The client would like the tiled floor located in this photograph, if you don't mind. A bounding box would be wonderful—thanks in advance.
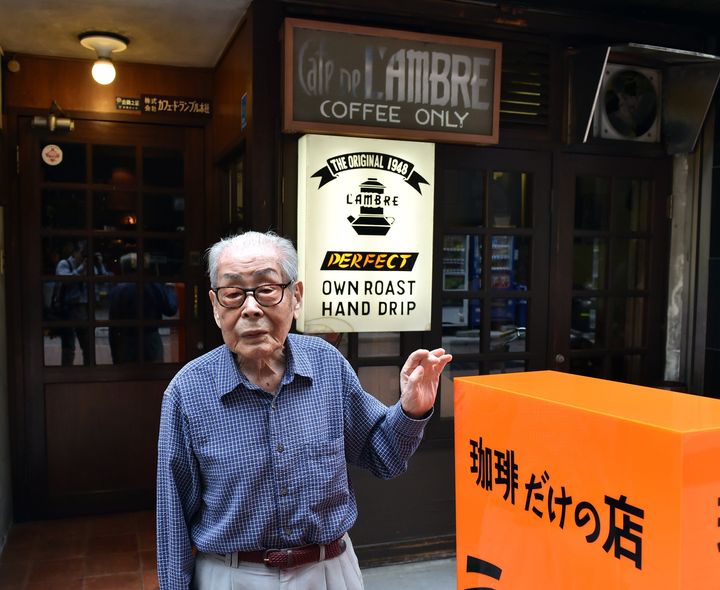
[0,511,455,589]
[0,511,158,590]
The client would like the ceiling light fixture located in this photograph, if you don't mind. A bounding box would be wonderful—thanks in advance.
[78,31,129,85]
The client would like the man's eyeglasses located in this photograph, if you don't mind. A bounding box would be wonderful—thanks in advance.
[213,282,292,309]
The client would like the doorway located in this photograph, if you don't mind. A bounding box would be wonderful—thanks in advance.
[14,118,207,519]
[434,146,671,414]
[549,153,671,383]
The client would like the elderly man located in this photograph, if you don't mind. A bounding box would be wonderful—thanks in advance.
[156,230,452,589]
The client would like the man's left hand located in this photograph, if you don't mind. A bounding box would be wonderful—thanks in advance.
[400,348,453,419]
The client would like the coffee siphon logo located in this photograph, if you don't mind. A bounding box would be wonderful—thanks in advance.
[311,151,429,237]
[347,178,395,236]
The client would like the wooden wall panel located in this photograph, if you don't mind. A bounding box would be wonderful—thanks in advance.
[212,13,253,159]
[45,381,164,507]
[4,54,212,115]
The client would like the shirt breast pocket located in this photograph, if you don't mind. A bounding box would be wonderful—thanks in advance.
[303,437,350,513]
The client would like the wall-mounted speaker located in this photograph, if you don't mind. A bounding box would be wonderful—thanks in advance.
[594,63,661,142]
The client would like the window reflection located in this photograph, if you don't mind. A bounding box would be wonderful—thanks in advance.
[442,169,485,226]
[45,238,112,366]
[491,236,530,289]
[106,254,180,363]
[489,171,532,228]
[145,239,184,276]
[490,299,527,352]
[611,239,647,290]
[144,193,185,232]
[442,298,481,355]
[42,189,85,229]
[609,297,644,348]
[94,191,138,231]
[143,148,183,187]
[443,235,481,291]
[575,176,609,230]
[571,297,604,349]
[613,179,649,232]
[573,238,606,290]
[93,146,135,185]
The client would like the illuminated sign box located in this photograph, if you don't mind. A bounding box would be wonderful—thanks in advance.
[455,371,720,589]
[283,18,502,144]
[297,133,434,333]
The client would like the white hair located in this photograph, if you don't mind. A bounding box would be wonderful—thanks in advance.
[205,231,298,288]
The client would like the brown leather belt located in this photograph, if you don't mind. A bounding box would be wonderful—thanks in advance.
[233,537,347,569]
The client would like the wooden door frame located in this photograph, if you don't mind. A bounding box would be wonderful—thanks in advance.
[549,152,672,384]
[429,144,552,440]
[10,114,208,519]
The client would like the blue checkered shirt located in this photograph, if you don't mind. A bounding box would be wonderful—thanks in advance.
[156,333,430,589]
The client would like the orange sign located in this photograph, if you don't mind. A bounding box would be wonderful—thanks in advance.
[454,371,720,590]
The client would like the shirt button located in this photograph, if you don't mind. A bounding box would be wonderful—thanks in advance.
[276,443,284,453]
[284,527,292,536]
[280,486,289,496]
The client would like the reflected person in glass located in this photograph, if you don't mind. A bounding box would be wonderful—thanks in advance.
[109,253,178,363]
[53,239,111,366]
[156,230,452,590]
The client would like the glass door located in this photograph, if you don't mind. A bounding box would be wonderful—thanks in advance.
[434,146,551,417]
[550,154,671,384]
[16,118,206,518]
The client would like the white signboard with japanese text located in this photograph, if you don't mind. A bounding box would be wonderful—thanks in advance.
[297,134,435,333]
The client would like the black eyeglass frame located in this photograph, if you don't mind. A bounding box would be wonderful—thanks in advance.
[212,282,293,309]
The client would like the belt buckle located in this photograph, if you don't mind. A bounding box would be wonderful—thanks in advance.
[263,548,281,567]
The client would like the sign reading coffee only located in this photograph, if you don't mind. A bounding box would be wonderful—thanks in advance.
[283,18,502,144]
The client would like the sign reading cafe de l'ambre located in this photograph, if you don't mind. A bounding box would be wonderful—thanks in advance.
[283,18,502,144]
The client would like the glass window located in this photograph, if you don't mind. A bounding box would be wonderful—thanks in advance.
[573,238,607,290]
[442,169,485,226]
[42,142,86,183]
[608,297,645,348]
[575,176,609,230]
[443,235,481,291]
[443,300,481,355]
[93,190,138,231]
[143,193,185,232]
[92,145,136,185]
[96,238,138,278]
[611,238,647,290]
[42,189,86,229]
[571,297,604,349]
[490,301,526,352]
[42,235,86,275]
[491,236,530,289]
[489,171,532,228]
[143,147,183,187]
[145,239,184,277]
[613,178,649,232]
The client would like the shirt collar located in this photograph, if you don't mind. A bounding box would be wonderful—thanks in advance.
[216,333,314,399]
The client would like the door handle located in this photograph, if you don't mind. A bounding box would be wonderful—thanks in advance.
[554,353,566,364]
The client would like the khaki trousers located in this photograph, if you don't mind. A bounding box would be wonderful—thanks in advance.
[191,534,365,590]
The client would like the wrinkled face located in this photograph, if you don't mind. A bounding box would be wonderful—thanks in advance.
[209,243,303,363]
